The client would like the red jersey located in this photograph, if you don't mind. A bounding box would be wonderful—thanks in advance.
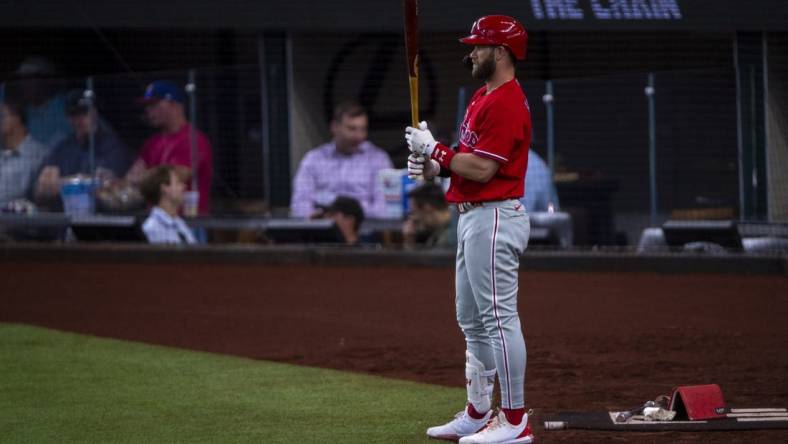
[139,123,214,215]
[446,79,531,203]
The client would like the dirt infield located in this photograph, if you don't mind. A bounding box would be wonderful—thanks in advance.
[2,261,787,443]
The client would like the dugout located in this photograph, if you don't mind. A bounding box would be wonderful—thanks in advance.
[0,1,786,247]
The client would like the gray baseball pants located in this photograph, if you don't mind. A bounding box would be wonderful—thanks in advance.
[455,199,530,409]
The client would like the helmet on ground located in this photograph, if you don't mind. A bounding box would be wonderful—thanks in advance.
[459,15,528,60]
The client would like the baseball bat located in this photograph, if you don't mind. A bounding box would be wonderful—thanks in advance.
[403,0,419,127]
[403,0,423,180]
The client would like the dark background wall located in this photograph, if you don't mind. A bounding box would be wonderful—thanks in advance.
[0,27,742,222]
[1,0,783,239]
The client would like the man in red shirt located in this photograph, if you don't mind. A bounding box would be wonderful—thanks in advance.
[127,80,213,215]
[406,15,534,444]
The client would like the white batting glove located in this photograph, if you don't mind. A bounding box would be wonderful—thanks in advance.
[405,121,438,157]
[407,153,425,179]
[407,153,440,180]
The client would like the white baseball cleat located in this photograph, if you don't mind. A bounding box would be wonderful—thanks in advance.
[426,408,493,441]
[458,410,534,444]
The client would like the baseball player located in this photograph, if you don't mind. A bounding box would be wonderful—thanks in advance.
[405,15,533,444]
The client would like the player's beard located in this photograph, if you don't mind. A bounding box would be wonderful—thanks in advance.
[471,53,496,81]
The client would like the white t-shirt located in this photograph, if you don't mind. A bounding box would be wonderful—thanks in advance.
[142,206,197,245]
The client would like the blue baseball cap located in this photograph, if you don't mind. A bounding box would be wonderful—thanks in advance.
[138,80,185,104]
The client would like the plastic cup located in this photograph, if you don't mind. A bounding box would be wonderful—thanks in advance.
[60,178,95,215]
[183,191,199,217]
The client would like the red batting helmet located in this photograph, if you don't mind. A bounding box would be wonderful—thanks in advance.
[459,15,528,60]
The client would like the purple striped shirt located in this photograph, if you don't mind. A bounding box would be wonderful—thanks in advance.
[290,141,393,218]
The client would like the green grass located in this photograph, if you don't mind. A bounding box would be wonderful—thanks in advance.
[0,323,464,443]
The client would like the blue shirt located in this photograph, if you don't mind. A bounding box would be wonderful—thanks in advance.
[522,150,560,213]
[142,207,197,245]
[25,94,73,150]
[41,127,133,178]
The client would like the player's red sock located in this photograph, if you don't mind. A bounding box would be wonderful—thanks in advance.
[502,407,526,425]
[466,403,488,419]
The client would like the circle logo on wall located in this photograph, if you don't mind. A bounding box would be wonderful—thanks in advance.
[323,34,437,126]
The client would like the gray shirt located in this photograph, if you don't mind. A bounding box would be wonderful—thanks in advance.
[0,135,48,204]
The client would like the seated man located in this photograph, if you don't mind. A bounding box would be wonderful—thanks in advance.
[139,164,196,245]
[34,90,133,209]
[402,183,457,249]
[522,149,559,213]
[315,195,365,246]
[127,80,213,215]
[290,100,392,218]
[0,101,47,205]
